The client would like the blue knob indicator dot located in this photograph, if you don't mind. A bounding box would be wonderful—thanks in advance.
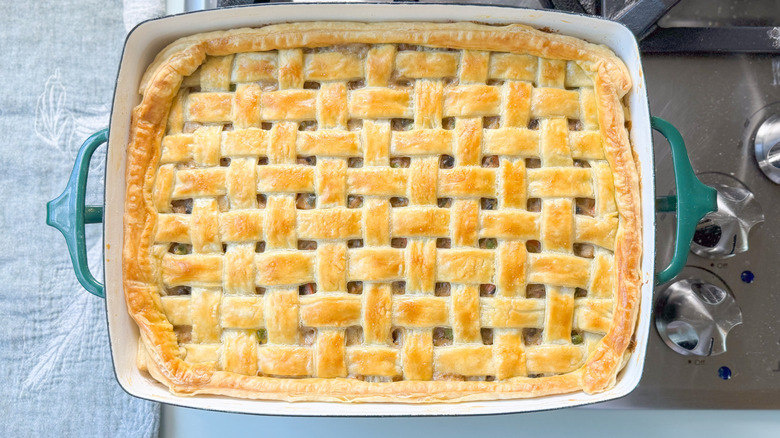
[741,270,755,284]
[718,366,732,380]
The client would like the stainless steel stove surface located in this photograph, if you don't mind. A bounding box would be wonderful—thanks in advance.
[600,52,780,408]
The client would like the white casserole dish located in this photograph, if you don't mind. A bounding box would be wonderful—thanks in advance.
[105,3,656,415]
[55,3,672,415]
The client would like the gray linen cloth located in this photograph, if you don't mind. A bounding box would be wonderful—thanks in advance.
[0,0,164,436]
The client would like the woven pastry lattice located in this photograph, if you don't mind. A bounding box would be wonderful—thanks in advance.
[151,44,618,381]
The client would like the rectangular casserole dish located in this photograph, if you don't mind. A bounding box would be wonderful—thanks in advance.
[81,3,661,415]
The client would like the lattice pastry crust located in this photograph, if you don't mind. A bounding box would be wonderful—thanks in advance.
[124,21,641,402]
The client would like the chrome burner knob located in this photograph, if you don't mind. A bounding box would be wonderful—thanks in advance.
[754,113,780,184]
[655,276,742,356]
[690,180,764,259]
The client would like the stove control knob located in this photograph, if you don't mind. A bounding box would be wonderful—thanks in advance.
[754,113,780,184]
[655,278,742,356]
[691,183,763,258]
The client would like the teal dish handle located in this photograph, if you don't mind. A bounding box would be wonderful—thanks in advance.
[46,129,107,298]
[652,117,717,285]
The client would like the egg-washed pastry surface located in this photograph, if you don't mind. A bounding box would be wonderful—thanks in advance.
[124,21,641,402]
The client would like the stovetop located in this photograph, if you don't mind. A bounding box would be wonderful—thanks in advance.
[599,52,780,409]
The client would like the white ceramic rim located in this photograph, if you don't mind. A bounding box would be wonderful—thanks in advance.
[103,2,655,416]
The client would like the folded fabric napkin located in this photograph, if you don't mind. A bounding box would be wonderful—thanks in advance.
[0,1,164,436]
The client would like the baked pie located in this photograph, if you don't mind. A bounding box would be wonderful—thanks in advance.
[124,22,641,402]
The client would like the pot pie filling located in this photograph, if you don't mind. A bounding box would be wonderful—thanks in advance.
[124,22,641,402]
